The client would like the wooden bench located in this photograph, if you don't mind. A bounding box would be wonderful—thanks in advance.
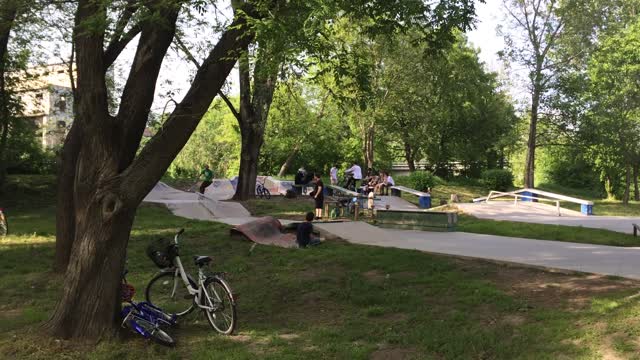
[390,185,431,209]
[375,209,456,231]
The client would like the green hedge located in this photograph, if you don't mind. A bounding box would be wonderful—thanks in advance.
[481,169,514,191]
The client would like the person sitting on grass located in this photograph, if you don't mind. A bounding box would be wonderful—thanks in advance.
[296,212,321,248]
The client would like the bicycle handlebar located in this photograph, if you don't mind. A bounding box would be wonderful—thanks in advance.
[174,228,185,244]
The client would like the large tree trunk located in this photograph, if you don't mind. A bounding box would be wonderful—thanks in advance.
[0,2,18,187]
[524,82,540,189]
[364,126,374,169]
[232,42,279,201]
[277,142,300,178]
[54,125,81,272]
[236,123,263,199]
[633,162,639,201]
[623,165,631,205]
[403,140,415,172]
[47,0,253,340]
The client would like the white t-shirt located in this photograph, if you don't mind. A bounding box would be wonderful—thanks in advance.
[346,165,362,179]
[330,167,338,180]
[386,175,395,186]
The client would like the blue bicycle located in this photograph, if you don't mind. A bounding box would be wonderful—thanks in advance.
[121,270,177,347]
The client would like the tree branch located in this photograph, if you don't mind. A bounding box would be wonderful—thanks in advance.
[103,0,141,69]
[174,34,240,121]
[115,2,182,170]
[122,14,254,202]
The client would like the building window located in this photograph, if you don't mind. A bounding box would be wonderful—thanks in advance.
[57,96,67,112]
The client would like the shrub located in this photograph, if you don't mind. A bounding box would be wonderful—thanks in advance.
[481,169,514,191]
[399,171,439,192]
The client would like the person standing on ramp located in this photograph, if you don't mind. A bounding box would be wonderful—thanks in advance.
[198,164,214,194]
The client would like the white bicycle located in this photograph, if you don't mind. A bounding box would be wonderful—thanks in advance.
[144,229,237,335]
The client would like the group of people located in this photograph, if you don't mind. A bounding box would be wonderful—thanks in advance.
[362,169,395,195]
[328,163,394,195]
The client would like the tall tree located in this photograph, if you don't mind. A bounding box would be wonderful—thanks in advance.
[0,1,19,187]
[229,0,479,199]
[47,0,257,340]
[501,0,564,188]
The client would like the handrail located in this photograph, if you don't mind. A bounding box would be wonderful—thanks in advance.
[486,190,562,216]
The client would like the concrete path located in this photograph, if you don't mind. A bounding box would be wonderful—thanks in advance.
[315,221,640,280]
[144,181,640,280]
[456,202,640,234]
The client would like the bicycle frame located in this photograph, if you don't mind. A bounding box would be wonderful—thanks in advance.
[166,232,226,312]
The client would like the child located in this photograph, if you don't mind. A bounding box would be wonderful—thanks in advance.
[296,212,321,248]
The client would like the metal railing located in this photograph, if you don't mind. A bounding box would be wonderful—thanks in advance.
[485,190,562,217]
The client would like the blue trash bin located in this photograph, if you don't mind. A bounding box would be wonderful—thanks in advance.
[418,195,431,209]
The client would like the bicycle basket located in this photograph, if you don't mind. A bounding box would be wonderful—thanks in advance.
[146,238,177,269]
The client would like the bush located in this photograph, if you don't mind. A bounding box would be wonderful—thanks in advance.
[398,171,439,192]
[481,169,514,191]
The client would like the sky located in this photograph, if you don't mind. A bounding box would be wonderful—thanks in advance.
[42,0,513,114]
[467,0,506,72]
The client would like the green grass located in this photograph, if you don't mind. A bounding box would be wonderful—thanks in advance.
[240,197,315,221]
[3,175,640,358]
[457,215,640,247]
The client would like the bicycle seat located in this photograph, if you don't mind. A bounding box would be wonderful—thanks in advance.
[193,256,212,267]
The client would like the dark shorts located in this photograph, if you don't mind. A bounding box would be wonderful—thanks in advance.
[199,181,213,194]
[314,197,324,209]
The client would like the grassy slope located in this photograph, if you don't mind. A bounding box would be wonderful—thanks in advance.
[3,175,640,359]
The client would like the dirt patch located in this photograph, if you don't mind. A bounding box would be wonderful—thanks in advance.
[370,347,419,360]
[363,270,387,283]
[453,258,640,310]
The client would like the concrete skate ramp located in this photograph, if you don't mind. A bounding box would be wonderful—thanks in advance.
[456,202,640,234]
[205,179,237,200]
[144,182,250,221]
[231,216,297,248]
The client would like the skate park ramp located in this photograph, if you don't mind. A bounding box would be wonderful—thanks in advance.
[204,179,237,200]
[456,201,640,234]
[373,196,419,210]
[144,182,250,221]
[230,216,297,248]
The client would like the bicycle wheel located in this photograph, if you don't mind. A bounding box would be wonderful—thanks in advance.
[262,187,271,200]
[127,317,176,347]
[145,271,197,317]
[256,186,264,199]
[202,276,237,335]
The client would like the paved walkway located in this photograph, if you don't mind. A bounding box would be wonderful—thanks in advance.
[315,222,640,280]
[144,182,640,280]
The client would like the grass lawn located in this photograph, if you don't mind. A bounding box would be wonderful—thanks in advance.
[3,175,640,359]
[457,215,640,247]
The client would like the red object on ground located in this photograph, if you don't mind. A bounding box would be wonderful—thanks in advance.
[231,217,297,248]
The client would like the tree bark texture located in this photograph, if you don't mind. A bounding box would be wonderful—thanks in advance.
[403,140,415,172]
[633,163,639,201]
[364,126,375,170]
[232,43,279,201]
[48,0,253,340]
[623,165,631,205]
[0,2,18,187]
[277,142,300,178]
[524,72,541,189]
